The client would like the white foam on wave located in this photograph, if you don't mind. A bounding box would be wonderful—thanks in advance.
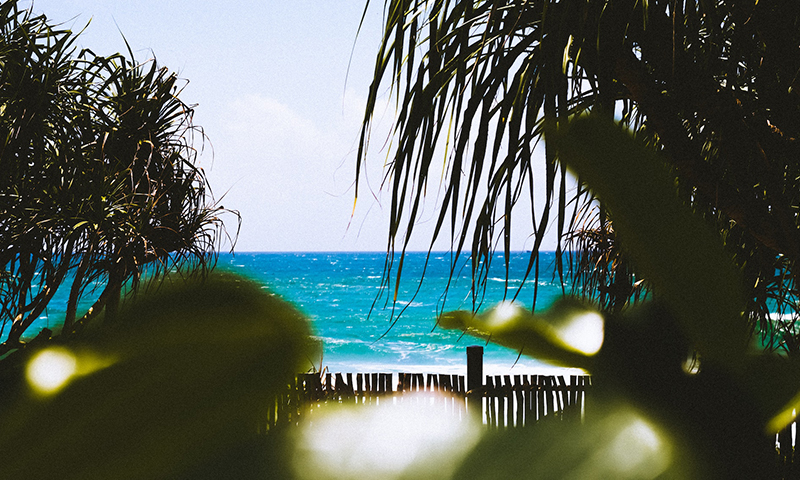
[768,312,798,322]
[394,300,427,307]
[488,277,523,284]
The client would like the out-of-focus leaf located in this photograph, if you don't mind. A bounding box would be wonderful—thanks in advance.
[454,399,697,479]
[439,298,602,370]
[0,272,314,480]
[735,354,800,433]
[553,114,748,365]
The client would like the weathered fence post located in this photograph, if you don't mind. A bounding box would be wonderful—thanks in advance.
[467,345,483,417]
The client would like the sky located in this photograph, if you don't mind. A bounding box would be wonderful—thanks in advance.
[25,1,558,252]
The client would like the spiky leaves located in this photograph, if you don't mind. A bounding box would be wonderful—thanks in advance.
[359,0,800,351]
[0,1,237,350]
[356,0,636,310]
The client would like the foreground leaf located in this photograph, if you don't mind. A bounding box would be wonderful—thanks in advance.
[0,272,314,480]
[554,114,748,365]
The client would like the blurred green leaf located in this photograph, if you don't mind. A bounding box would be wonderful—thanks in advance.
[437,114,795,477]
[553,114,748,365]
[454,400,697,479]
[0,272,314,480]
[439,298,602,370]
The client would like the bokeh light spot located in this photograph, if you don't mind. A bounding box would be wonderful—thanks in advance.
[557,311,604,355]
[611,417,668,475]
[293,393,481,479]
[27,348,77,395]
[488,301,521,327]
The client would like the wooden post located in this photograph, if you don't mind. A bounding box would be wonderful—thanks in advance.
[467,345,483,418]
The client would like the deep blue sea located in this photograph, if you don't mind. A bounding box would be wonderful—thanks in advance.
[15,251,583,375]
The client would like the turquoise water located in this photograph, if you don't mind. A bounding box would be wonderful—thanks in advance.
[13,251,582,375]
[219,251,577,375]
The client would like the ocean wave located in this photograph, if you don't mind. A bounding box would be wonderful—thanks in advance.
[768,312,798,322]
[394,300,427,307]
[488,277,522,283]
[19,252,570,363]
[316,336,367,346]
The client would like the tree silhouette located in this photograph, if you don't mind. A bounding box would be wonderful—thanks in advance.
[0,2,237,352]
[358,0,800,350]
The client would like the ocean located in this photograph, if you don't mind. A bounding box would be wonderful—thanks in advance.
[219,251,580,376]
[13,251,583,376]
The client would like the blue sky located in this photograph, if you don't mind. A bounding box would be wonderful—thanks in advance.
[26,1,557,252]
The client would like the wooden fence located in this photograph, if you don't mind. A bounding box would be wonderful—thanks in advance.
[260,367,800,478]
[481,374,591,428]
[260,371,591,432]
[776,422,797,479]
[257,337,800,478]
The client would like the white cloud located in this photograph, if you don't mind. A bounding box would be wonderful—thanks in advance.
[221,95,322,164]
[200,93,390,251]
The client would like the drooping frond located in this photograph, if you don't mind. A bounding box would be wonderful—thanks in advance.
[358,0,800,352]
[357,0,627,309]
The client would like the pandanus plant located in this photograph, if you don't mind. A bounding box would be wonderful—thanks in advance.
[0,1,237,352]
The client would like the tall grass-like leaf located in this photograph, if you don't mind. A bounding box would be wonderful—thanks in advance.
[554,114,748,363]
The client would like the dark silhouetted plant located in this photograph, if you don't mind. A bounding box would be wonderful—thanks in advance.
[0,1,238,353]
[441,114,800,478]
[357,0,800,353]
